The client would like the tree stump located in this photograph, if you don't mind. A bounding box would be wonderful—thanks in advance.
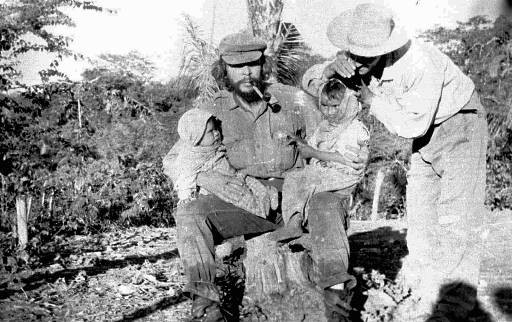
[243,232,327,321]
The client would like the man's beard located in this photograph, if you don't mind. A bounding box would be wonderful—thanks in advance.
[233,78,265,103]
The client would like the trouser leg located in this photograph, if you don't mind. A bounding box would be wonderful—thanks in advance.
[404,104,488,318]
[307,192,355,289]
[403,152,441,295]
[175,194,279,302]
[175,202,220,302]
[307,192,355,321]
[428,110,488,318]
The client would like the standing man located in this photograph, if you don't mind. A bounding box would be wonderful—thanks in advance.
[163,31,368,321]
[302,3,488,321]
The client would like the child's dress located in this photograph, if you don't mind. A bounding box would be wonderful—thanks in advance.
[282,94,369,225]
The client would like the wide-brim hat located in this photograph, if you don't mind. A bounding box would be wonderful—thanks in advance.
[327,3,409,57]
[219,31,267,65]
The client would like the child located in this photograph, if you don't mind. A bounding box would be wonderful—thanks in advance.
[171,108,278,218]
[275,79,369,241]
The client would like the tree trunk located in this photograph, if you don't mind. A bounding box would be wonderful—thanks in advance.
[16,195,32,248]
[246,0,283,83]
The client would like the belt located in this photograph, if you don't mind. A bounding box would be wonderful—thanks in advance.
[457,91,484,117]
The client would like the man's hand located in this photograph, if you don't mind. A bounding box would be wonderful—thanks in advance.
[322,51,356,80]
[283,134,318,160]
[355,79,374,107]
[285,133,307,147]
[197,171,246,201]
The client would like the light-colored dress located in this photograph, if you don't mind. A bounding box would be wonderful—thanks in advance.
[282,95,369,224]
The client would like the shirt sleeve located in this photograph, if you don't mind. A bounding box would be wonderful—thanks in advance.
[369,65,444,139]
[301,61,331,97]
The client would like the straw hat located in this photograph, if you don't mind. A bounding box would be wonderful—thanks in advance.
[327,3,409,57]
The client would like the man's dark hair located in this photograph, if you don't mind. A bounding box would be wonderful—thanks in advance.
[211,56,272,91]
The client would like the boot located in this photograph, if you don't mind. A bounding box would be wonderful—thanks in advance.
[191,296,225,322]
[323,286,354,321]
[269,213,303,243]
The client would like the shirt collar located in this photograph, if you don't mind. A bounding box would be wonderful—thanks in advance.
[382,40,416,80]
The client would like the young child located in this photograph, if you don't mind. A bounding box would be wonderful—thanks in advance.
[171,108,278,218]
[275,79,370,241]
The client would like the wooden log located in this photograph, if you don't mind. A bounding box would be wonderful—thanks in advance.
[243,233,327,321]
[15,195,32,248]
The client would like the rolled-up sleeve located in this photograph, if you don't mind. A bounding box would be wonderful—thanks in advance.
[301,61,330,97]
[370,65,444,139]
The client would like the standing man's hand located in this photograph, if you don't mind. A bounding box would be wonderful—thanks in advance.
[322,51,356,80]
[355,79,375,107]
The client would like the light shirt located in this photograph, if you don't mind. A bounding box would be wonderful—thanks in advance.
[302,40,475,139]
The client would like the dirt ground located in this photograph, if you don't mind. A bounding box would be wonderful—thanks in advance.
[1,211,511,321]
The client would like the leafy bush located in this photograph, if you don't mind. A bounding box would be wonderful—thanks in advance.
[0,69,188,272]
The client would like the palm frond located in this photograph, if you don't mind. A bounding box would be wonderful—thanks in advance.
[274,22,306,85]
[179,14,219,107]
[246,0,306,85]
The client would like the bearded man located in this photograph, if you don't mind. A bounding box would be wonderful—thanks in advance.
[163,31,368,322]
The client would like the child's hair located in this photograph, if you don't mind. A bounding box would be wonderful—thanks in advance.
[320,78,346,106]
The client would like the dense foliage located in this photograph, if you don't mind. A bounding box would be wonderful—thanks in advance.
[0,0,113,89]
[0,69,194,273]
[0,1,195,274]
[1,6,511,277]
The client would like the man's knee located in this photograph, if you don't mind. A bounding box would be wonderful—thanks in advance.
[309,192,349,229]
[309,192,347,210]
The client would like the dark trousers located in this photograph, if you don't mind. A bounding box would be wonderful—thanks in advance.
[175,191,353,301]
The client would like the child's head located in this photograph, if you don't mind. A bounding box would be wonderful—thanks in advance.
[318,78,348,124]
[178,109,221,147]
[198,117,221,146]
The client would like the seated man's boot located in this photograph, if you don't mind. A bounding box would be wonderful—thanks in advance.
[269,213,303,243]
[191,296,225,322]
[323,282,355,322]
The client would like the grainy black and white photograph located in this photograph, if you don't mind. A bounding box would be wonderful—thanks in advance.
[0,0,511,321]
